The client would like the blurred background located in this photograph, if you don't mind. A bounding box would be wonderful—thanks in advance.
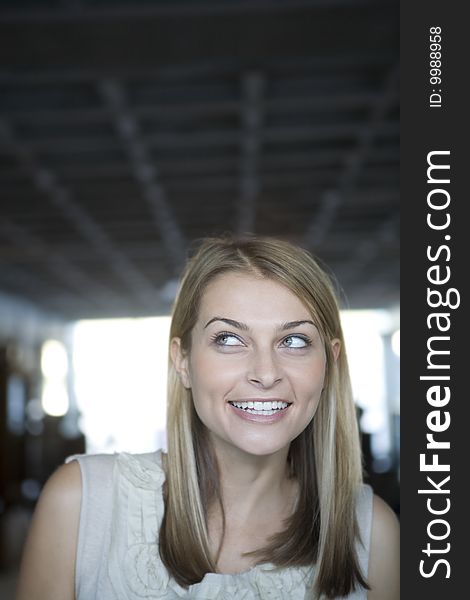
[0,0,399,595]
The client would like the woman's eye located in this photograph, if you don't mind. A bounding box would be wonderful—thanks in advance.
[214,333,243,346]
[281,335,310,348]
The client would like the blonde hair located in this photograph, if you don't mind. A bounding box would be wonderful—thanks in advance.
[159,235,368,598]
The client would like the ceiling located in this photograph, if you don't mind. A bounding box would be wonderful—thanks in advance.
[0,0,399,321]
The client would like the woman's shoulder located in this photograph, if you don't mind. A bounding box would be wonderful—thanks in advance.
[25,459,82,539]
[370,493,400,556]
[44,458,83,497]
[367,494,400,600]
[34,460,83,519]
[16,462,82,600]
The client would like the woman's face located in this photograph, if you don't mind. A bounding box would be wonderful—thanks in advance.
[171,272,339,459]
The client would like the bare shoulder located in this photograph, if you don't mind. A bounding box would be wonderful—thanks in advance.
[37,460,82,506]
[16,461,82,600]
[367,494,400,600]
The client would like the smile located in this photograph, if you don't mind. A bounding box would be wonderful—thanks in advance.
[228,400,290,416]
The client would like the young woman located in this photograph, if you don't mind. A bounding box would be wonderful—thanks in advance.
[17,236,399,599]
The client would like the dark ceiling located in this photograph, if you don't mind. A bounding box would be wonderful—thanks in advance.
[0,0,399,320]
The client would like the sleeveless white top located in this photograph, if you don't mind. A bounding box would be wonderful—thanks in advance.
[67,451,373,599]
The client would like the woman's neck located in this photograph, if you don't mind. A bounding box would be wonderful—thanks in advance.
[211,437,295,522]
[206,437,298,572]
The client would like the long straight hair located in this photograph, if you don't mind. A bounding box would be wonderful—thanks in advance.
[159,236,368,598]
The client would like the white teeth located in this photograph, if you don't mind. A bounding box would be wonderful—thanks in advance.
[230,401,289,412]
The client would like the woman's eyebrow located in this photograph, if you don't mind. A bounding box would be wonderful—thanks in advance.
[204,317,249,330]
[203,317,315,331]
[280,320,316,330]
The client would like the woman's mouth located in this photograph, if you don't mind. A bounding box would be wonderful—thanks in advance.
[228,400,290,416]
[229,400,290,422]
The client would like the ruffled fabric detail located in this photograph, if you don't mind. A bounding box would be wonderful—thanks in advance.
[107,451,183,598]
[105,451,365,599]
[253,564,313,599]
[124,544,170,596]
[116,452,165,490]
[176,564,313,600]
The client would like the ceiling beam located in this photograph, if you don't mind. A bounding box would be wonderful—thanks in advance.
[0,1,395,23]
[0,91,389,120]
[0,218,112,313]
[98,78,187,272]
[0,50,396,85]
[0,146,398,183]
[12,121,398,154]
[0,6,398,70]
[302,63,399,247]
[335,214,399,285]
[237,71,264,234]
[0,118,161,306]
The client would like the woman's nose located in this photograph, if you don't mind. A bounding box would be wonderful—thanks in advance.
[247,347,282,388]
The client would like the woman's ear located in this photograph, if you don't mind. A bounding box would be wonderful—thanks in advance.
[170,337,191,388]
[331,338,341,362]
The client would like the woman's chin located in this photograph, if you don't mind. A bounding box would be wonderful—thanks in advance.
[217,433,291,459]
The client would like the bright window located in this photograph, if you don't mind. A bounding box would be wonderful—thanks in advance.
[72,317,171,454]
